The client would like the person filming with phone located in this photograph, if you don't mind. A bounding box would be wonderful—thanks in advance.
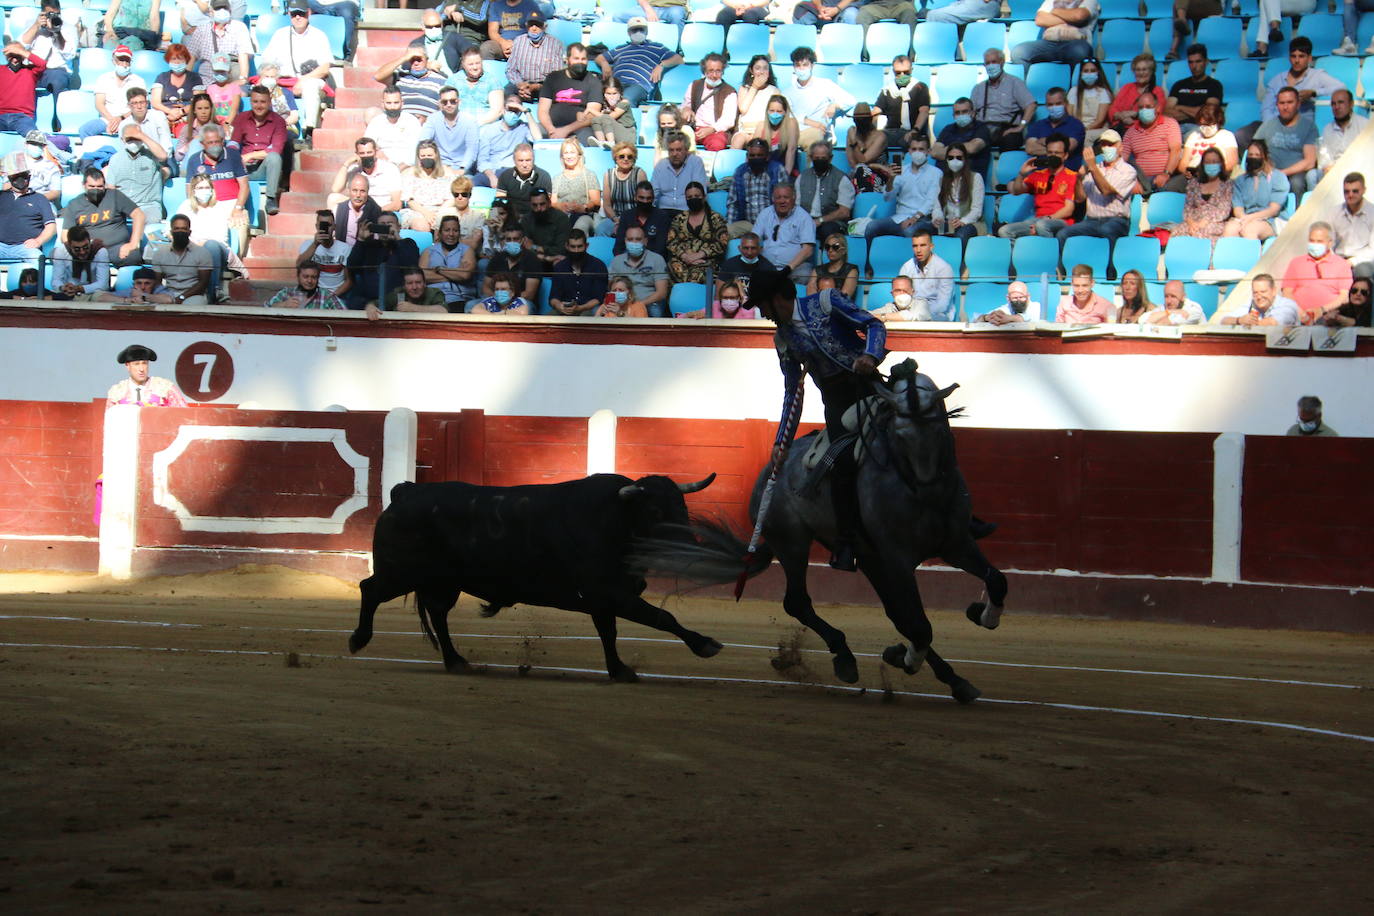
[996,133,1078,239]
[344,211,420,312]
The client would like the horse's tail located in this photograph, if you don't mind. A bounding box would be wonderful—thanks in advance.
[626,516,774,591]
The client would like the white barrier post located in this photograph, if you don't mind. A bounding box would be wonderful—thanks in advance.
[381,408,418,509]
[1211,433,1245,583]
[98,405,142,579]
[587,409,617,475]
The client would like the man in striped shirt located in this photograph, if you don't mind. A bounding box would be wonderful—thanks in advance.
[504,13,565,104]
[595,16,682,107]
[374,49,448,121]
[1119,93,1183,195]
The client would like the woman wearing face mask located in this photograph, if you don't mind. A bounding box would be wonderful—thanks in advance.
[683,280,760,319]
[1177,148,1233,241]
[178,173,248,275]
[730,55,782,150]
[1067,58,1113,145]
[469,273,531,316]
[1223,140,1288,242]
[591,77,637,148]
[666,181,727,284]
[102,0,160,51]
[598,141,647,239]
[480,201,510,259]
[400,140,457,233]
[845,102,892,192]
[932,142,985,249]
[597,275,648,318]
[1108,53,1165,131]
[760,96,799,176]
[653,104,695,164]
[551,137,602,237]
[1180,101,1237,175]
[153,45,206,134]
[175,93,217,164]
[253,61,301,138]
[807,234,859,299]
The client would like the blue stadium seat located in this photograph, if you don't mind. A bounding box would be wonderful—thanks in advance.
[1099,19,1145,63]
[725,23,770,61]
[659,66,695,107]
[865,22,912,62]
[245,0,275,18]
[712,148,745,181]
[1012,237,1059,279]
[933,235,963,272]
[1146,191,1185,227]
[590,22,630,51]
[706,189,727,215]
[964,283,1009,319]
[964,236,1011,281]
[838,64,885,102]
[1164,237,1213,280]
[112,265,141,294]
[836,237,867,272]
[1144,18,1172,57]
[55,90,98,134]
[253,14,290,51]
[1213,59,1260,100]
[1006,20,1041,49]
[678,23,724,62]
[469,186,497,210]
[867,236,912,278]
[932,64,981,104]
[1211,237,1260,273]
[817,23,863,64]
[1097,0,1142,17]
[647,23,680,51]
[162,179,187,217]
[669,282,709,315]
[1225,96,1261,128]
[993,151,1029,189]
[1315,56,1360,94]
[1062,236,1109,277]
[1025,63,1072,101]
[1185,282,1219,317]
[1163,59,1190,89]
[961,21,1005,63]
[1195,19,1242,59]
[773,23,817,61]
[911,22,958,65]
[546,19,582,48]
[852,191,895,222]
[1111,236,1162,280]
[1005,0,1042,18]
[860,281,892,312]
[1301,14,1345,53]
[996,193,1034,227]
[1140,0,1174,17]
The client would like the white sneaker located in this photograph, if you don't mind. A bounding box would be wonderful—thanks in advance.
[1334,37,1359,56]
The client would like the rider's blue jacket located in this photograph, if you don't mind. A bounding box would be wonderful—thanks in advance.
[773,289,888,446]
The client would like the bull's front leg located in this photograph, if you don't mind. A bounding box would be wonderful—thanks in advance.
[590,611,637,683]
[350,574,410,654]
[614,596,723,660]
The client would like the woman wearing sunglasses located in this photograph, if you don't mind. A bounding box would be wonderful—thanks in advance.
[597,141,648,238]
[807,233,859,300]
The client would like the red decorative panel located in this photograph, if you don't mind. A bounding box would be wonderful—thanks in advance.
[0,400,99,539]
[169,440,356,517]
[1241,436,1374,588]
[482,416,586,487]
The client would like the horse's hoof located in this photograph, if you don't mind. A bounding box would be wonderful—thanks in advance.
[967,602,1001,630]
[833,654,860,684]
[951,679,981,705]
[692,637,723,659]
[444,657,470,674]
[882,643,917,675]
[611,666,640,684]
[347,630,370,654]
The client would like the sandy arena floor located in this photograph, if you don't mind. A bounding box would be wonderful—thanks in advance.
[2,566,1372,913]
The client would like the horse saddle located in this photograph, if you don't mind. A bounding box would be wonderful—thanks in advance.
[799,396,885,494]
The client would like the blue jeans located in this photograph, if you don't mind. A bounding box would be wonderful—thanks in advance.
[79,118,115,139]
[863,215,934,243]
[1011,38,1094,66]
[926,0,1000,24]
[37,67,69,97]
[622,81,651,106]
[614,7,688,25]
[1345,0,1374,41]
[0,112,36,134]
[201,239,228,298]
[0,242,41,269]
[308,0,360,56]
[794,5,861,25]
[1056,216,1129,242]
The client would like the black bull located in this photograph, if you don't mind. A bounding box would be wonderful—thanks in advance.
[348,472,723,681]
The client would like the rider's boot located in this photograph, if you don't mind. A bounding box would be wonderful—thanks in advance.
[828,454,861,572]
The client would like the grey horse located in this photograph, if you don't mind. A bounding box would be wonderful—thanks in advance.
[631,360,1006,703]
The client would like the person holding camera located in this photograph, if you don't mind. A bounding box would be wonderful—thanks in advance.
[344,212,421,310]
[261,0,336,138]
[0,42,46,135]
[298,208,353,300]
[996,134,1078,240]
[19,1,75,96]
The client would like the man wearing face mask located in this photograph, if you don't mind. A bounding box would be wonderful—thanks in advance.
[520,188,570,267]
[483,223,542,302]
[376,48,447,121]
[185,124,250,229]
[877,57,932,150]
[681,53,736,152]
[784,47,854,151]
[477,94,536,188]
[181,0,252,84]
[61,168,146,268]
[105,124,168,222]
[1282,223,1353,323]
[795,141,855,244]
[973,280,1043,325]
[613,180,672,256]
[1057,130,1135,243]
[19,130,62,203]
[345,212,422,310]
[230,85,288,216]
[597,17,680,110]
[1025,87,1085,170]
[117,87,173,173]
[365,88,424,168]
[0,152,55,270]
[483,0,543,60]
[502,14,565,104]
[50,226,112,301]
[609,225,669,317]
[408,8,456,77]
[863,134,940,246]
[538,43,603,144]
[716,232,775,299]
[80,46,142,139]
[931,97,993,177]
[1285,396,1339,437]
[548,228,609,316]
[444,47,504,125]
[726,138,786,239]
[1120,93,1185,195]
[998,134,1076,239]
[971,49,1035,152]
[329,137,403,210]
[144,214,215,305]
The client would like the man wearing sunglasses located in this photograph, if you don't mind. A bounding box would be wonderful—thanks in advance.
[261,0,334,137]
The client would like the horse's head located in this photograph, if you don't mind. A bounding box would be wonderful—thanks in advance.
[871,359,961,484]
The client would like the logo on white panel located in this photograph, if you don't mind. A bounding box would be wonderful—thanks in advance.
[151,426,369,534]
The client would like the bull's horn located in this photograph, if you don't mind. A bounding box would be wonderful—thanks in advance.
[618,484,645,500]
[937,383,961,400]
[677,472,717,494]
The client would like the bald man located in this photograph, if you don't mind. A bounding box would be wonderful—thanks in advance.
[974,280,1043,324]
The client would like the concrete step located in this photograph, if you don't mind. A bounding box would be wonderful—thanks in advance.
[320,107,368,130]
[267,211,330,235]
[341,66,387,89]
[248,234,313,260]
[279,191,332,214]
[333,87,380,110]
[301,150,355,171]
[309,127,366,151]
[354,45,407,70]
[282,169,336,195]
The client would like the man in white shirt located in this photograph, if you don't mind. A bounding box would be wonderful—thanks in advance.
[1332,172,1374,279]
[1011,0,1098,66]
[327,137,403,210]
[19,2,78,95]
[754,183,817,283]
[1219,273,1301,326]
[897,229,955,321]
[297,208,353,299]
[262,0,336,134]
[1141,279,1204,326]
[1317,90,1370,176]
[365,87,424,167]
[118,87,173,166]
[973,280,1042,324]
[783,47,854,150]
[80,46,146,139]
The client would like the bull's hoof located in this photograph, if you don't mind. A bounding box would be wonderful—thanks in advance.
[692,637,724,659]
[610,666,640,684]
[951,679,981,705]
[882,643,917,675]
[832,653,860,684]
[967,601,1002,630]
[444,656,470,673]
[348,630,370,654]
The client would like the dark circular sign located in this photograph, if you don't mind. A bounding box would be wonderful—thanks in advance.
[175,342,235,402]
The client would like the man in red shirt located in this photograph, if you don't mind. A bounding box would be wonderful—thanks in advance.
[0,41,45,134]
[231,84,288,216]
[1283,222,1354,323]
[1120,92,1185,195]
[997,133,1077,239]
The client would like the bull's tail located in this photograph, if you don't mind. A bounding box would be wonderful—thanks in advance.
[626,516,774,592]
[413,592,439,652]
